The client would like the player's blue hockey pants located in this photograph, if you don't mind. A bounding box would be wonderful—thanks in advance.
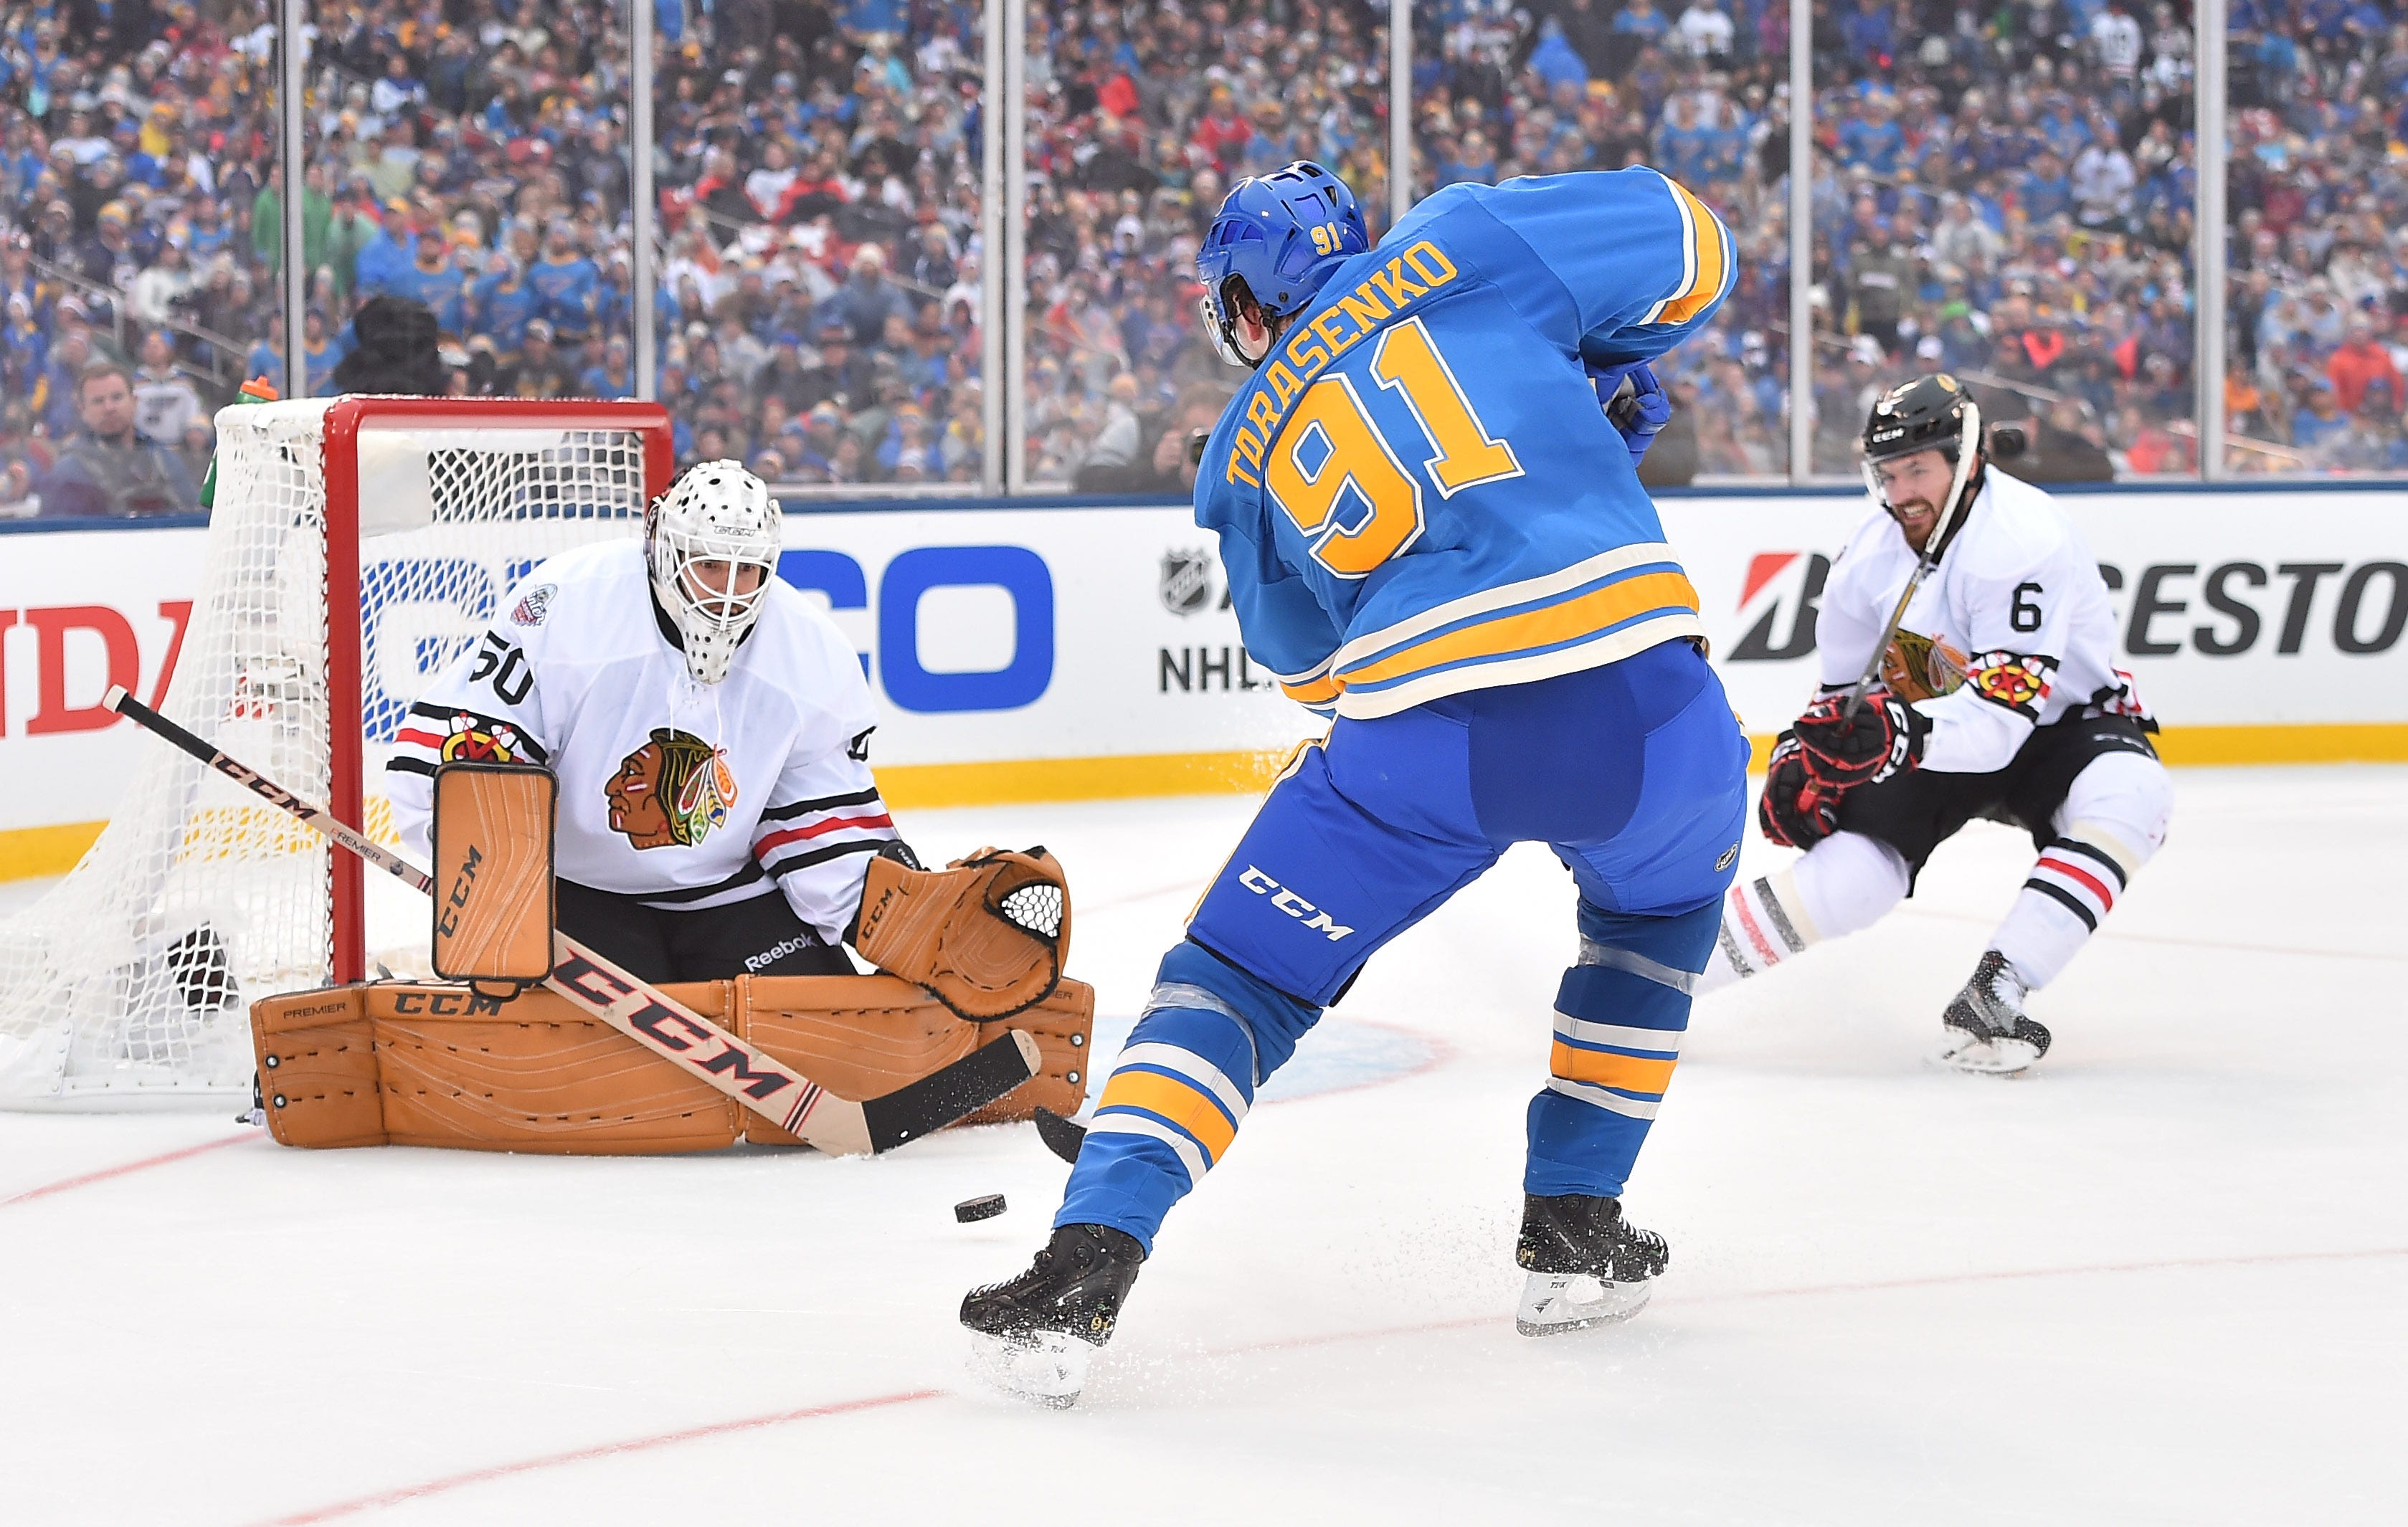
[1057,638,1751,1252]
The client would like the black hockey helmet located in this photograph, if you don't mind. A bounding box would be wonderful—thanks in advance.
[1862,373,1982,466]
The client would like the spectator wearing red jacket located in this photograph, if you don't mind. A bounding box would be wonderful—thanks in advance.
[2326,313,2403,417]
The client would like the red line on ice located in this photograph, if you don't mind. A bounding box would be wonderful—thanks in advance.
[0,1131,250,1209]
[234,1243,2408,1523]
[246,1389,942,1526]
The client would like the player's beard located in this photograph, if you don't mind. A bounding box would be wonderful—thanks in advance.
[1890,493,1940,549]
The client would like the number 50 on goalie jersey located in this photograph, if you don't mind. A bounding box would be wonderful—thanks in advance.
[1196,167,1735,721]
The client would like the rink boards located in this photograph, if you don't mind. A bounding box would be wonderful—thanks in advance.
[2,484,2404,877]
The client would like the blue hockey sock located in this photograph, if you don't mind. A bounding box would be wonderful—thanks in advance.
[1524,899,1719,1197]
[1055,941,1320,1252]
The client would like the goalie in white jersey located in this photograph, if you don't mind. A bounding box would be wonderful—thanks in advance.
[386,461,903,983]
[1700,376,2174,1074]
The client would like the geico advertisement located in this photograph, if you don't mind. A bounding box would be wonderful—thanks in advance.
[1661,492,2408,732]
[2,489,2402,840]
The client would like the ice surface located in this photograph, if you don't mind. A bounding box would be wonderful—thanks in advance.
[2,768,2403,1525]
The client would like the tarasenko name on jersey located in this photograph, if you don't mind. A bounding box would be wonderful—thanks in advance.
[1220,239,1464,490]
[1195,169,1733,722]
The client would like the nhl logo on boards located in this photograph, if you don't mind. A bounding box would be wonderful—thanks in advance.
[1160,549,1214,616]
[511,584,556,627]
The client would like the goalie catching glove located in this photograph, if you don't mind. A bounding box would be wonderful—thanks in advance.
[1791,687,1930,789]
[852,844,1071,1020]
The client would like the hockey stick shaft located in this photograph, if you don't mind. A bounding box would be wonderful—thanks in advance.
[103,687,1033,1153]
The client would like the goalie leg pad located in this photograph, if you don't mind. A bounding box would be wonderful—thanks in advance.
[738,974,1094,1141]
[252,986,385,1148]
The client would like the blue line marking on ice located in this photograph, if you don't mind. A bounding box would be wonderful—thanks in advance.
[1081,1013,1433,1118]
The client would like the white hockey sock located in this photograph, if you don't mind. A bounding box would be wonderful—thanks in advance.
[1991,827,2143,989]
[1789,831,1912,938]
[1699,832,1912,994]
[1697,868,1816,992]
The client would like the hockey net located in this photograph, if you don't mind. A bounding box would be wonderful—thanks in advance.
[0,397,672,1110]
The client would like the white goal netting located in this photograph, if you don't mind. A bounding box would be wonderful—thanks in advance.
[0,398,662,1110]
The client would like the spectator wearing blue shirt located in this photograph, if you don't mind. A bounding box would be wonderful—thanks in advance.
[2019,151,2073,223]
[115,120,160,187]
[527,222,599,338]
[844,0,908,36]
[244,313,283,386]
[1654,95,1717,186]
[578,336,635,399]
[351,203,415,300]
[826,242,915,346]
[1612,0,1669,42]
[1838,92,1904,176]
[473,254,540,354]
[1527,21,1588,95]
[2290,378,2349,452]
[1841,0,1895,64]
[301,310,345,398]
[391,228,471,325]
[0,117,44,199]
[2,291,47,396]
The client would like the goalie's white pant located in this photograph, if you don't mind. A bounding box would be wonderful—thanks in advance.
[1700,748,2174,994]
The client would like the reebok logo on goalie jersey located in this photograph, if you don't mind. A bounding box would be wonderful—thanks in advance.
[607,728,738,850]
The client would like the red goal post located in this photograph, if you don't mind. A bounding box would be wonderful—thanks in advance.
[318,398,674,984]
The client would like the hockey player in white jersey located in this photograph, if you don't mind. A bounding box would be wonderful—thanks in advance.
[385,461,904,982]
[1700,376,2174,1074]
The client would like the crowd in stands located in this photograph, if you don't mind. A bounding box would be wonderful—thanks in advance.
[8,0,2408,519]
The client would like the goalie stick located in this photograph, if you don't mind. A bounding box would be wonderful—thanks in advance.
[103,686,1037,1155]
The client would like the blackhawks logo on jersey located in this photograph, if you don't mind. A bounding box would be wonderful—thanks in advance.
[606,728,739,850]
[1964,650,2058,718]
[437,712,526,764]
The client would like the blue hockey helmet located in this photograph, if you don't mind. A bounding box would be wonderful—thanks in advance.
[1196,161,1370,368]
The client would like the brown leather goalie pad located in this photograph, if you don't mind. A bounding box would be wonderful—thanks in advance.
[738,975,1094,1143]
[430,761,556,991]
[250,974,1093,1153]
[853,847,1071,1020]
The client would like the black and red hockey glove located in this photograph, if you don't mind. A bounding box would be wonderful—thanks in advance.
[1757,733,1841,849]
[1791,688,1930,789]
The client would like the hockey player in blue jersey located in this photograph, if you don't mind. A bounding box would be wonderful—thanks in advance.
[962,162,1750,1404]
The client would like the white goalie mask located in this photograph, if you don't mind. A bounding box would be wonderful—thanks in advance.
[646,461,782,685]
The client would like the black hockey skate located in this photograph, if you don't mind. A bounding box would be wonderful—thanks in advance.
[961,1223,1144,1407]
[1937,950,2052,1077]
[1514,1193,1669,1336]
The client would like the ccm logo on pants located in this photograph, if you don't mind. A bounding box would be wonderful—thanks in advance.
[1237,866,1355,941]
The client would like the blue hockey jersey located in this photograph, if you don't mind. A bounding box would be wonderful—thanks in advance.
[1194,168,1733,719]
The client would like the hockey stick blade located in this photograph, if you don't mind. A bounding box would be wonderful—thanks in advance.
[103,685,1029,1158]
[861,1029,1041,1153]
[1031,1105,1087,1164]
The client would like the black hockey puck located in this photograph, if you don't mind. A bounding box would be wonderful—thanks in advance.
[954,1193,1008,1224]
